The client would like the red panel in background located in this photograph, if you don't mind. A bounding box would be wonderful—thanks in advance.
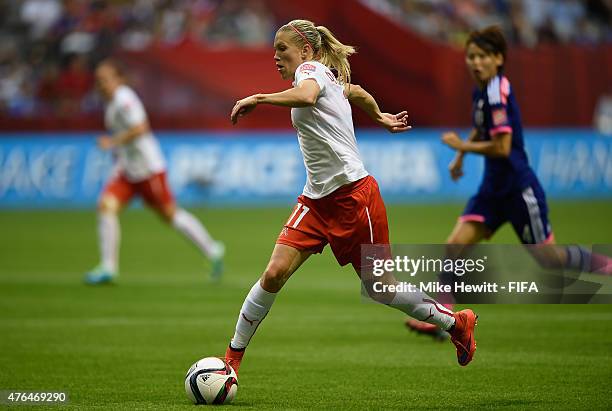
[144,42,286,99]
[122,41,293,129]
[278,0,611,128]
[0,0,609,131]
[504,45,612,126]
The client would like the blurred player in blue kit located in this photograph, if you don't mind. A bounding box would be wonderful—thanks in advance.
[407,26,612,337]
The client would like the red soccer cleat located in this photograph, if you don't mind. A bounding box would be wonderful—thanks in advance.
[224,344,245,375]
[449,309,478,366]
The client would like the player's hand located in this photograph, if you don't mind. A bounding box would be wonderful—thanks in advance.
[448,156,464,181]
[230,95,258,125]
[97,135,115,150]
[379,111,411,133]
[441,132,464,151]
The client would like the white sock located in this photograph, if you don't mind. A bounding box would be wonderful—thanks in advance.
[172,208,222,259]
[390,289,455,330]
[230,281,277,349]
[98,211,119,273]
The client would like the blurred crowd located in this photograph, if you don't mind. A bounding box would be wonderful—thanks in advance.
[0,0,275,118]
[362,0,612,47]
[2,0,611,120]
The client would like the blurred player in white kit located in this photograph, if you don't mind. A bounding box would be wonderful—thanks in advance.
[84,60,224,284]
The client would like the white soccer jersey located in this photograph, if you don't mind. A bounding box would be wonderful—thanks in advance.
[104,85,165,182]
[291,61,368,199]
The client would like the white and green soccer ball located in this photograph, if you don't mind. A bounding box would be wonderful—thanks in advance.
[184,357,238,405]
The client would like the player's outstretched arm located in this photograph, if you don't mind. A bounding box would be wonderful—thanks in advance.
[231,80,320,125]
[97,122,150,150]
[442,130,511,158]
[344,84,411,133]
[445,128,478,181]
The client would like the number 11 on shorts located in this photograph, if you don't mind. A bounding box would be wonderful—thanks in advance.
[287,203,310,228]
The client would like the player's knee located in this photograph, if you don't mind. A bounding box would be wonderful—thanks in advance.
[261,262,290,292]
[151,203,176,223]
[160,205,175,223]
[98,195,120,214]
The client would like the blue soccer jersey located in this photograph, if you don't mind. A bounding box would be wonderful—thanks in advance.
[463,75,553,243]
[471,74,537,196]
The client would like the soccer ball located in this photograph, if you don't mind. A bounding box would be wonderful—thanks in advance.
[184,357,238,405]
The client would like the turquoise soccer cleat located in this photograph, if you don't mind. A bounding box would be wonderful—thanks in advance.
[84,265,117,285]
[209,242,225,282]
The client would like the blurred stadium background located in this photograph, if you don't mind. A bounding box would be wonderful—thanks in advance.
[1,0,611,409]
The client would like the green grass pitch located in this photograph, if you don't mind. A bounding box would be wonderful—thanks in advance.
[0,201,611,410]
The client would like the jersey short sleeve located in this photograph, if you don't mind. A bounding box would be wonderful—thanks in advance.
[294,62,327,94]
[486,75,512,136]
[117,89,147,128]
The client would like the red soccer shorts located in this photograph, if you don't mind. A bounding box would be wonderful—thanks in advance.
[101,171,175,210]
[276,176,390,270]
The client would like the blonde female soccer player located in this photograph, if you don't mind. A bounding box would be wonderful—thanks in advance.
[223,19,478,373]
[85,60,224,284]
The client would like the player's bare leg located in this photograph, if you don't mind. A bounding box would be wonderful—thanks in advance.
[447,220,489,246]
[85,194,122,284]
[526,240,612,276]
[225,244,312,374]
[405,221,487,338]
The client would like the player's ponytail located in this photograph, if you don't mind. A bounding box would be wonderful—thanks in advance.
[315,25,355,85]
[280,20,355,85]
